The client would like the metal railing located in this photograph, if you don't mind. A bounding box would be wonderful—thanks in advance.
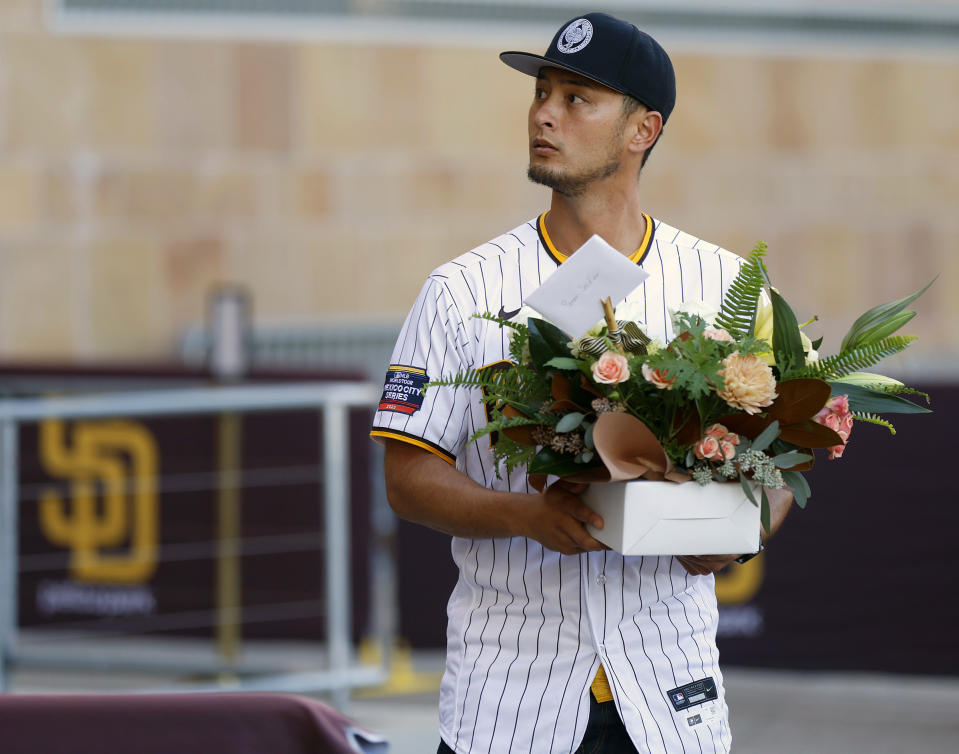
[0,381,384,708]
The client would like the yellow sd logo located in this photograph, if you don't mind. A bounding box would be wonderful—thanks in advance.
[715,554,764,605]
[38,419,159,584]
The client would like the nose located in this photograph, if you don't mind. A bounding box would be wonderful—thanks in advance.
[531,94,558,130]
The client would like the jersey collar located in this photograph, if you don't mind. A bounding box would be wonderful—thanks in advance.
[537,211,655,266]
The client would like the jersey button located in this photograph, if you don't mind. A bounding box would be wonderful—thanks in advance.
[596,574,606,585]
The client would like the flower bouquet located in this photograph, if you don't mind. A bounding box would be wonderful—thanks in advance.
[430,243,931,553]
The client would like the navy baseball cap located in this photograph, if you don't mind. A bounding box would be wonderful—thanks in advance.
[500,12,676,123]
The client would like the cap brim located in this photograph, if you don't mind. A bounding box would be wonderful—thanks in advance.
[499,51,628,98]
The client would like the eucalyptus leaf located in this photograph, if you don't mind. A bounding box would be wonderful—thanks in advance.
[781,471,810,508]
[545,356,581,371]
[740,473,758,505]
[770,451,813,468]
[751,420,781,453]
[584,422,595,450]
[555,412,585,433]
[760,488,771,533]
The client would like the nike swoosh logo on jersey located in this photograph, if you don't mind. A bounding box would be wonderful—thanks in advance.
[498,305,522,319]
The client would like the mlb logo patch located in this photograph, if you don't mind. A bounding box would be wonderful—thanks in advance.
[672,692,685,704]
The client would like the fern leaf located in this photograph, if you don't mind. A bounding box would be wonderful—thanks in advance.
[792,336,916,381]
[715,241,769,339]
[853,412,896,435]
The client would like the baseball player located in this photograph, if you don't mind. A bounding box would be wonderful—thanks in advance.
[371,12,792,754]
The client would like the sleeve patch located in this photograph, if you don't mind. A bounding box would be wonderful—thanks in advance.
[378,365,429,415]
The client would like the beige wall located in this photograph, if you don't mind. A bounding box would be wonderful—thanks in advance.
[0,1,956,373]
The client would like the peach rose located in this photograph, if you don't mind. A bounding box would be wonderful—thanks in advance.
[704,423,729,439]
[694,436,720,461]
[720,440,738,461]
[703,327,734,342]
[717,352,778,414]
[591,351,630,385]
[641,363,675,390]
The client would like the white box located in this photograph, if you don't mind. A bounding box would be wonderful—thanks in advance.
[582,480,761,556]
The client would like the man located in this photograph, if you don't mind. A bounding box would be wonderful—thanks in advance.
[371,12,791,754]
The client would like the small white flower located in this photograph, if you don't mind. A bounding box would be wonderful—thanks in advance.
[669,300,719,330]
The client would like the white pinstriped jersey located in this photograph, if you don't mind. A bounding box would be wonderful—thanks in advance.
[371,213,745,754]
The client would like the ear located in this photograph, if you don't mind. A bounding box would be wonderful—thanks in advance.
[626,109,663,155]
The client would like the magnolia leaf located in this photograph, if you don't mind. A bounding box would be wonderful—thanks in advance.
[778,419,843,448]
[719,413,770,439]
[830,382,931,414]
[766,379,832,424]
[555,412,585,433]
[770,289,806,378]
[751,420,781,453]
[551,373,573,402]
[499,404,539,445]
[545,357,581,371]
[528,318,571,370]
[782,470,811,508]
[673,406,702,447]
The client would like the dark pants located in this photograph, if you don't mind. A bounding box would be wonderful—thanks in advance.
[437,695,638,753]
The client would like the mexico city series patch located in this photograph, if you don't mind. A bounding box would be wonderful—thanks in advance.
[378,365,429,415]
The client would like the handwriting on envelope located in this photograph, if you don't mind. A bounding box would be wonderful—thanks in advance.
[523,234,649,339]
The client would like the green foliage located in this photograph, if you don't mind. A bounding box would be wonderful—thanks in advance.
[852,412,897,435]
[715,241,769,338]
[793,336,916,381]
[489,433,539,478]
[829,381,931,415]
[770,290,808,379]
[840,278,935,352]
[528,317,573,369]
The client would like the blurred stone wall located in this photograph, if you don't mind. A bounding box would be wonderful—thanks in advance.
[0,1,956,374]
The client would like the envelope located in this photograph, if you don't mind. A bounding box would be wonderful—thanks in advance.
[583,480,761,556]
[523,234,649,339]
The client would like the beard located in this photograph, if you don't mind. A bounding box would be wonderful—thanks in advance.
[526,119,626,197]
[527,157,621,197]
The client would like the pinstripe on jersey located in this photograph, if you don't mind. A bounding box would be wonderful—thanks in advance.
[371,213,744,754]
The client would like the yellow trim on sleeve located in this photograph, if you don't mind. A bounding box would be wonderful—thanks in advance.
[539,211,654,264]
[369,430,456,466]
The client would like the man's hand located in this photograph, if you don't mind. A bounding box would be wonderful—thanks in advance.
[676,554,739,576]
[676,486,794,576]
[518,479,609,555]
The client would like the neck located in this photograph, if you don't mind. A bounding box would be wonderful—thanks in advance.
[544,185,647,258]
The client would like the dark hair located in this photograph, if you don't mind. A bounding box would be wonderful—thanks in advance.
[622,95,660,168]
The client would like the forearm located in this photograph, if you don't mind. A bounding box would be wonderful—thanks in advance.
[384,439,531,539]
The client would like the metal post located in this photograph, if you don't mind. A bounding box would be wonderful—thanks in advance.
[322,402,351,711]
[0,419,19,692]
[215,413,243,675]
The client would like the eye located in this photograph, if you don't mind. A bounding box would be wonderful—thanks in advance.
[534,87,548,100]
[568,93,585,104]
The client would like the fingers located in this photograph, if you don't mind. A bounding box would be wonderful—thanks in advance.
[544,481,603,529]
[532,481,607,554]
[677,554,738,575]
